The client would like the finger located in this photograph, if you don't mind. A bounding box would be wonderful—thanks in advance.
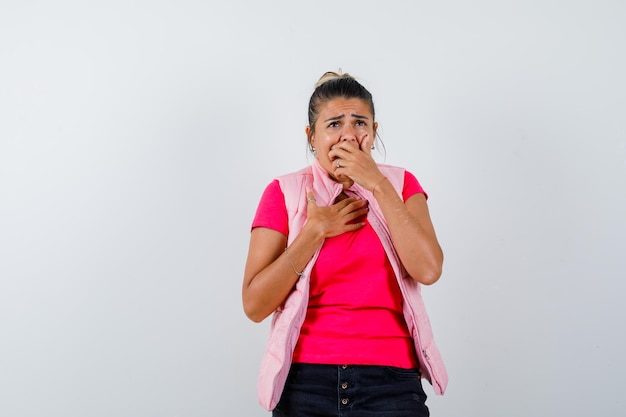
[306,190,317,205]
[361,134,373,156]
[336,197,367,212]
[345,206,369,222]
[328,146,347,162]
[343,222,366,232]
[331,141,358,155]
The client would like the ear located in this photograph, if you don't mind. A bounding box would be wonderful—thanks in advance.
[373,121,378,137]
[305,126,315,148]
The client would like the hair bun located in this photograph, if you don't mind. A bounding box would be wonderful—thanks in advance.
[314,68,355,88]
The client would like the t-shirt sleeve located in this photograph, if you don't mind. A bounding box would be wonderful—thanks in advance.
[251,179,289,236]
[402,170,428,202]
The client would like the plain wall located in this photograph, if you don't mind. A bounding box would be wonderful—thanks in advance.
[1,1,625,416]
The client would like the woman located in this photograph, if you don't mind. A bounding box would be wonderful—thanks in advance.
[243,71,447,417]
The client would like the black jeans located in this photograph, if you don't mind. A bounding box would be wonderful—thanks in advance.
[273,364,429,417]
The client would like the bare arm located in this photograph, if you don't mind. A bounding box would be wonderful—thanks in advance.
[371,181,443,284]
[330,137,443,285]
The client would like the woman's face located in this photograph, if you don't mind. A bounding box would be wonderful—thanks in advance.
[307,97,377,180]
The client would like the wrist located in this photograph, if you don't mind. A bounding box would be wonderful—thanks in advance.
[301,219,328,243]
[371,176,388,194]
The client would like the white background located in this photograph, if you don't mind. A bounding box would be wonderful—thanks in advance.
[1,1,625,416]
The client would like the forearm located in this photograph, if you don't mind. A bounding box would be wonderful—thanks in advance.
[242,225,325,322]
[372,178,443,285]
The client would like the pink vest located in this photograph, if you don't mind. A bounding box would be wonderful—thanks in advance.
[256,160,448,411]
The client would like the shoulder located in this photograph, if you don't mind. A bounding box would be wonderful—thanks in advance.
[375,163,406,191]
[276,166,313,202]
[252,180,288,235]
[376,164,427,201]
[376,163,406,176]
[276,165,313,183]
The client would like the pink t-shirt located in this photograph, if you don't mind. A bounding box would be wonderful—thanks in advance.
[252,171,426,368]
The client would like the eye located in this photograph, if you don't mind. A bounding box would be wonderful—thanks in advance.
[327,121,340,128]
[355,120,366,126]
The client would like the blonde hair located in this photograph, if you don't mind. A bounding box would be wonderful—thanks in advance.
[314,68,355,89]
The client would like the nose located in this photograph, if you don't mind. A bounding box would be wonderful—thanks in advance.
[340,124,357,141]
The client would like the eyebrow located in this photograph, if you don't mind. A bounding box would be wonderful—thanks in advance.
[323,113,370,122]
